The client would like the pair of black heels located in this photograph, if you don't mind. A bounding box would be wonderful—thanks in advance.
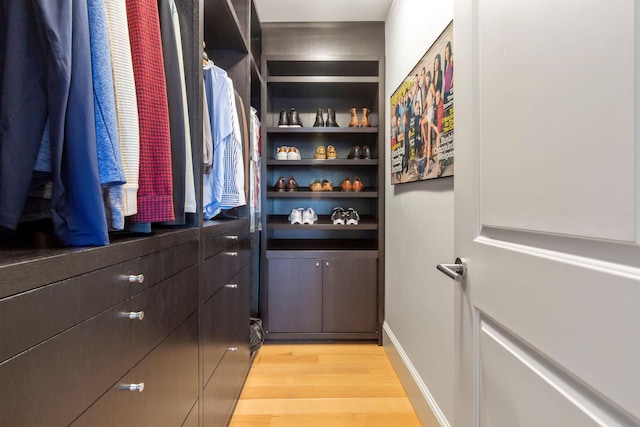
[347,145,371,159]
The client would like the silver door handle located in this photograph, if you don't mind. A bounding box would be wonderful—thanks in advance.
[436,257,467,282]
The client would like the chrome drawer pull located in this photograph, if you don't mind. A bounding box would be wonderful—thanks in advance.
[227,347,238,352]
[225,235,239,240]
[225,283,238,289]
[122,383,145,392]
[126,311,145,320]
[128,274,144,284]
[224,251,238,257]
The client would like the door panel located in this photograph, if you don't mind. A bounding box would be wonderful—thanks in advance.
[476,0,636,241]
[454,0,640,425]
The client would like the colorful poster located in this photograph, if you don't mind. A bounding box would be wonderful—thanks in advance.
[391,21,454,184]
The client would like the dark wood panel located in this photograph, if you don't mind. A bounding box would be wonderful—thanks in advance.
[203,221,249,259]
[203,325,250,427]
[323,258,378,333]
[265,331,379,341]
[266,258,322,333]
[203,239,250,302]
[71,314,199,427]
[202,265,250,384]
[0,228,198,298]
[0,266,198,426]
[266,59,378,77]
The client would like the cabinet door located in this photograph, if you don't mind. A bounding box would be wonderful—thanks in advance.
[323,258,377,333]
[267,258,322,333]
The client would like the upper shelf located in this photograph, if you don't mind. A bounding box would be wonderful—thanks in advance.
[267,76,378,84]
[204,0,249,53]
[267,127,378,134]
[265,58,379,77]
[266,159,379,166]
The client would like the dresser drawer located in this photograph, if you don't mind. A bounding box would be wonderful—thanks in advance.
[72,313,199,427]
[202,264,250,383]
[203,239,250,302]
[202,324,250,427]
[203,225,250,259]
[0,265,198,426]
[0,240,198,362]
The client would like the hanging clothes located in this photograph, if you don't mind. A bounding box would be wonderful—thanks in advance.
[170,0,197,214]
[249,107,261,232]
[88,0,126,231]
[202,79,214,174]
[104,0,141,218]
[220,88,246,210]
[158,0,186,224]
[126,0,175,224]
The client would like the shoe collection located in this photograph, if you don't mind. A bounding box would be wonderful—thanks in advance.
[274,176,299,192]
[339,176,364,192]
[348,108,372,127]
[330,207,360,225]
[275,146,301,160]
[278,108,303,127]
[288,207,318,225]
[309,179,333,191]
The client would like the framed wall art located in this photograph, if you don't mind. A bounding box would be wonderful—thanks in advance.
[390,21,454,184]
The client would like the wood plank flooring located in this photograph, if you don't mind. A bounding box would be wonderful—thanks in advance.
[229,343,422,426]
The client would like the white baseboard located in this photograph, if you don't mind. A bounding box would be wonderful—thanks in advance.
[383,321,451,427]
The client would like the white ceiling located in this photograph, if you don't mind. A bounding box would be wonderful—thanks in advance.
[254,0,395,23]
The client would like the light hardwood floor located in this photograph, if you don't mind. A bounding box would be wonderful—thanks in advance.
[229,343,422,426]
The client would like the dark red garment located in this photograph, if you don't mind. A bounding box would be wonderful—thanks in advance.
[126,0,174,223]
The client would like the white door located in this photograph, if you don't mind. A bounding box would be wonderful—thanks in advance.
[452,0,640,425]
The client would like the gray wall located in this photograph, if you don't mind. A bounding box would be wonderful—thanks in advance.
[384,0,455,425]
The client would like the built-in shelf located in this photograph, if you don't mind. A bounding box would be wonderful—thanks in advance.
[267,215,377,230]
[267,190,378,198]
[266,159,378,166]
[266,127,378,134]
[266,238,378,252]
[267,76,378,84]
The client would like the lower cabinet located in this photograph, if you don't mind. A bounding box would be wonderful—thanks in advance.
[266,253,378,339]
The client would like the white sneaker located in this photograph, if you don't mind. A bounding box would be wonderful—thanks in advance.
[345,208,359,225]
[287,147,301,160]
[288,208,303,224]
[276,146,289,160]
[302,207,318,224]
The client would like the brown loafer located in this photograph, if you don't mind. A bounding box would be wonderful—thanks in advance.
[274,176,286,191]
[322,179,333,191]
[326,145,337,159]
[286,176,298,191]
[314,146,327,159]
[309,180,323,191]
[352,176,364,192]
[340,177,352,191]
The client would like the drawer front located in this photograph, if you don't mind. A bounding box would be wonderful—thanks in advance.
[183,399,199,427]
[203,239,250,302]
[202,264,250,384]
[0,265,198,426]
[0,240,198,362]
[72,313,199,427]
[203,225,249,259]
[203,324,250,427]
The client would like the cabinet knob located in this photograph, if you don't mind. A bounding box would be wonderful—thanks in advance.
[126,311,145,320]
[225,283,238,289]
[122,383,145,392]
[315,262,320,267]
[227,347,238,352]
[325,262,330,267]
[225,251,238,257]
[225,235,239,240]
[128,274,144,284]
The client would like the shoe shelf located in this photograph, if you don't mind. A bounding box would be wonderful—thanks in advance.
[267,76,378,84]
[266,127,378,134]
[266,238,378,252]
[267,215,377,230]
[266,159,378,166]
[267,190,378,198]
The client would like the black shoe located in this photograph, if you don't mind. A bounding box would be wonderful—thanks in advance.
[325,108,339,127]
[331,207,345,225]
[345,208,360,225]
[313,109,324,127]
[290,108,303,127]
[278,109,290,127]
[347,146,361,159]
[360,145,371,159]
